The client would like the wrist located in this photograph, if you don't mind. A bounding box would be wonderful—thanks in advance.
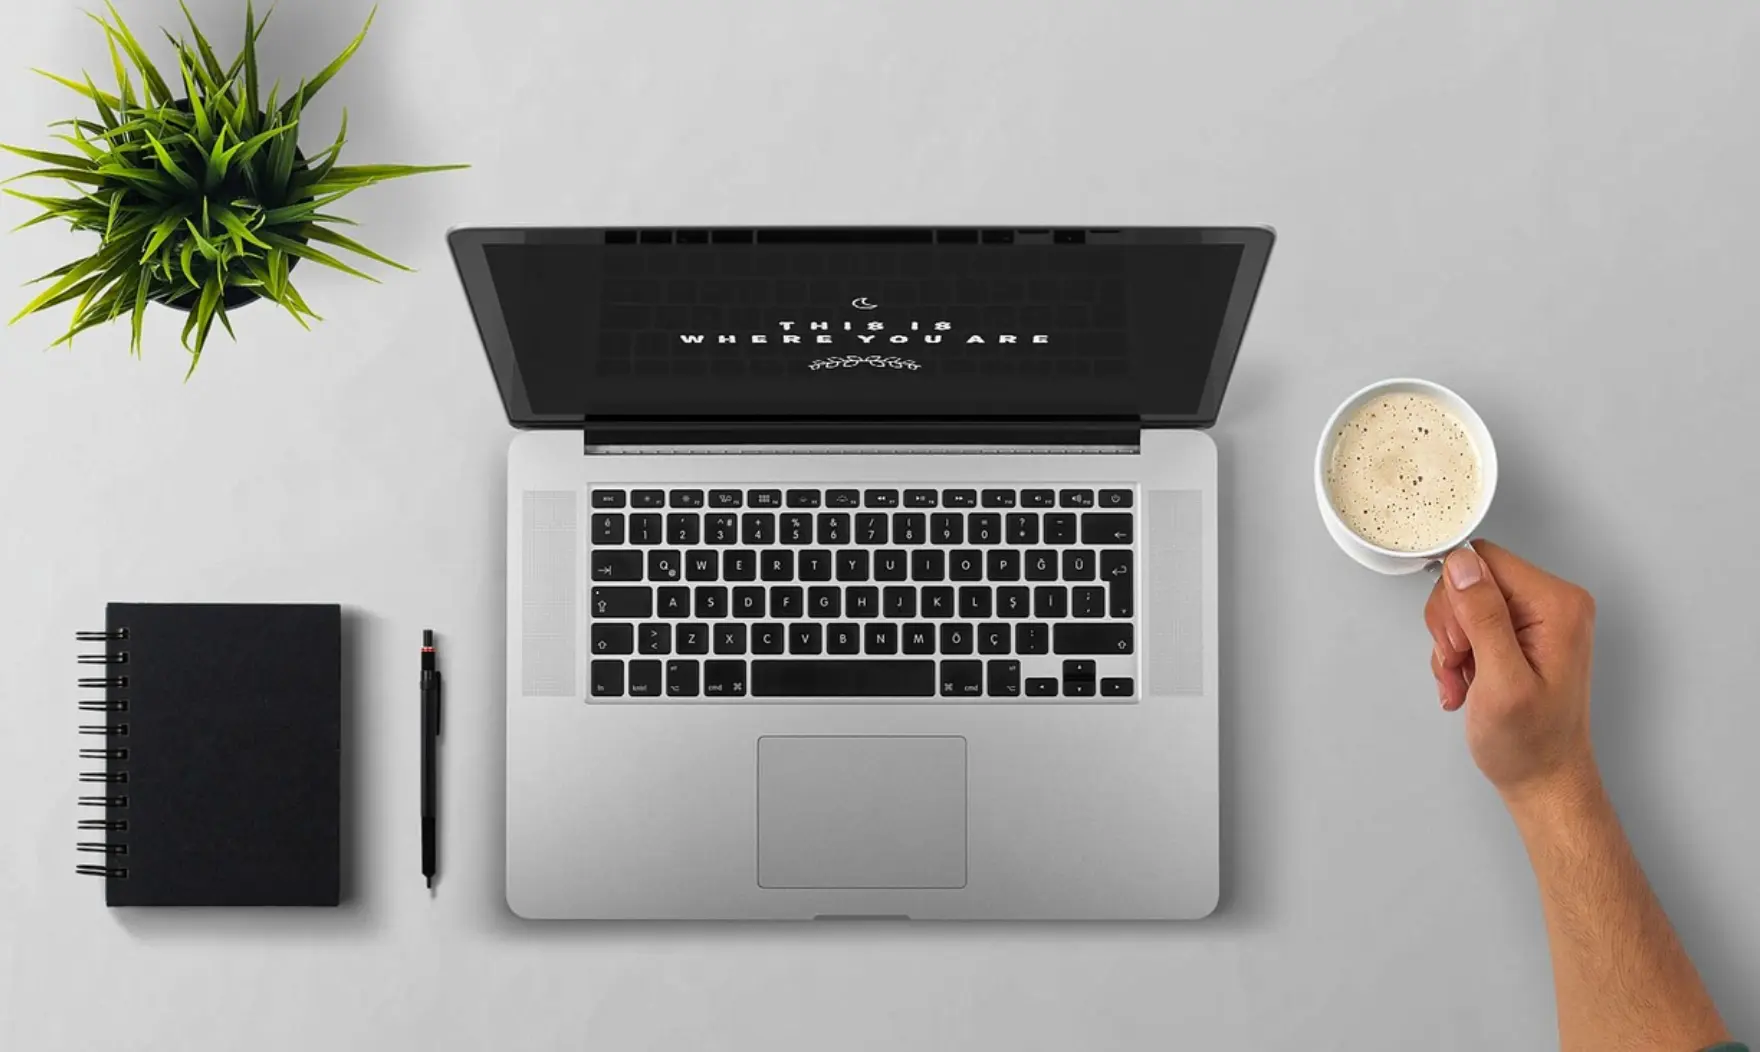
[1499,758,1606,834]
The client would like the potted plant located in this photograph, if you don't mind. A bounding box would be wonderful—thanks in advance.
[3,3,465,375]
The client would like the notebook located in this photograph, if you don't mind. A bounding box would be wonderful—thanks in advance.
[76,603,342,906]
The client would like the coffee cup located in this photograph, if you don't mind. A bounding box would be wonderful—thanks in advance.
[1314,377,1498,575]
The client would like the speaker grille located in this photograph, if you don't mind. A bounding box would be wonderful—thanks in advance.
[522,491,578,696]
[1146,489,1204,695]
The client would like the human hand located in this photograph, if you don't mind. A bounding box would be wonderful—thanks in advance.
[1425,540,1599,800]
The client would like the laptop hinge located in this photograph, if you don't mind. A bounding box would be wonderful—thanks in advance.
[579,418,1140,450]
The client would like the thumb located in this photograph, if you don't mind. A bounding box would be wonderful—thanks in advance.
[1442,546,1531,680]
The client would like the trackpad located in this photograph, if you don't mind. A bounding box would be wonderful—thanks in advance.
[758,736,967,889]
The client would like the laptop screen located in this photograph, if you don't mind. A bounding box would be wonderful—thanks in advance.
[450,228,1273,430]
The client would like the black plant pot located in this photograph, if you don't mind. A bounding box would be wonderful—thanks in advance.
[152,253,301,313]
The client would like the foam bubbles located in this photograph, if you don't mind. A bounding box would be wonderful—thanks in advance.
[1325,392,1480,552]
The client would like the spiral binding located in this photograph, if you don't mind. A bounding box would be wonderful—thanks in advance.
[75,628,129,881]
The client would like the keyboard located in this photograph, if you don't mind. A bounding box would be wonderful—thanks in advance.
[585,485,1138,702]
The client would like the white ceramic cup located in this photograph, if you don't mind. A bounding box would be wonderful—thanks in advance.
[1314,377,1498,575]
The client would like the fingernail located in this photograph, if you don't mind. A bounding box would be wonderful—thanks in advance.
[1446,623,1467,652]
[1438,681,1448,707]
[1446,548,1482,589]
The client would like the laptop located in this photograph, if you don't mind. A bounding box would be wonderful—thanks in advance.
[449,226,1274,919]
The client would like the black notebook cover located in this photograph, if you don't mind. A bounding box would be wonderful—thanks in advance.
[81,603,341,906]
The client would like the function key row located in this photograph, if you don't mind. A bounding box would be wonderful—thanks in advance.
[593,488,1134,510]
[591,511,1135,548]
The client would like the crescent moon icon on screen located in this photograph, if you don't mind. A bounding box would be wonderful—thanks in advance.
[851,296,878,310]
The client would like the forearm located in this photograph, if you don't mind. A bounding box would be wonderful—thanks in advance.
[1507,767,1729,1052]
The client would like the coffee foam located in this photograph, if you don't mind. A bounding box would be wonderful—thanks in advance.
[1325,391,1481,552]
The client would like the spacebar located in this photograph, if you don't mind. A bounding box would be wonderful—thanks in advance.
[751,660,937,697]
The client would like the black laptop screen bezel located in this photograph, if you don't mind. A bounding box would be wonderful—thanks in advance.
[447,226,1275,432]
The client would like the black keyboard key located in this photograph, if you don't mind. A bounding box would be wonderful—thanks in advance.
[996,586,1030,618]
[666,514,699,546]
[695,586,728,619]
[749,489,782,509]
[724,550,757,581]
[912,549,946,581]
[986,550,1020,581]
[827,489,860,508]
[593,490,627,509]
[884,586,916,618]
[959,586,992,618]
[981,489,1017,508]
[705,514,739,545]
[1101,677,1134,697]
[1060,489,1094,508]
[752,623,785,654]
[1081,513,1134,546]
[732,586,765,618]
[1055,623,1134,654]
[591,623,634,655]
[1103,550,1134,617]
[770,586,804,619]
[1006,513,1039,545]
[949,550,983,581]
[592,587,652,618]
[1026,676,1058,697]
[1099,489,1133,509]
[1061,549,1095,581]
[1022,489,1056,508]
[1024,550,1058,580]
[781,513,813,545]
[969,513,1002,545]
[874,550,908,581]
[817,513,850,545]
[939,660,982,697]
[837,550,870,581]
[799,550,833,581]
[632,489,665,508]
[670,489,705,508]
[639,623,671,655]
[656,550,690,582]
[978,623,1010,655]
[754,659,935,697]
[704,660,747,697]
[922,586,955,618]
[864,489,900,508]
[627,660,663,697]
[592,513,625,546]
[741,512,776,546]
[847,587,879,618]
[666,659,700,697]
[590,659,623,696]
[856,513,888,545]
[657,586,690,618]
[1044,514,1077,545]
[827,623,860,654]
[846,624,887,658]
[944,489,977,508]
[1073,586,1107,618]
[593,551,642,582]
[904,489,939,508]
[930,514,963,545]
[1016,623,1049,654]
[893,512,927,545]
[1063,659,1097,681]
[789,623,822,655]
[786,489,821,508]
[808,586,841,618]
[987,659,1022,697]
[1063,679,1096,697]
[903,623,936,654]
[709,489,743,509]
[762,550,794,581]
[631,513,666,546]
[1033,586,1068,619]
[676,623,709,654]
[940,622,973,654]
[711,622,746,654]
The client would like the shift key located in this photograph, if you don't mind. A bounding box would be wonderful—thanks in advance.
[1053,623,1133,654]
[591,586,653,618]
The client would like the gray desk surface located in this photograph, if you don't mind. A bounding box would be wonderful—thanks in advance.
[2,1,1755,1048]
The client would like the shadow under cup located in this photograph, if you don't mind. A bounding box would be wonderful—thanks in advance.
[1314,377,1498,576]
